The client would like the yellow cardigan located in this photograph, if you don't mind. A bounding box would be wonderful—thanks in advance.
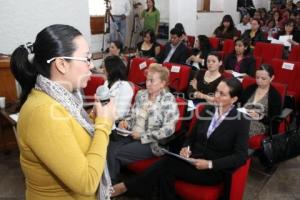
[17,89,113,200]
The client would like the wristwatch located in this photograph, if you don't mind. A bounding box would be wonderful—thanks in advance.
[208,160,213,169]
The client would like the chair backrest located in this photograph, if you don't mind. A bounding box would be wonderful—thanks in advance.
[163,62,191,93]
[187,35,196,48]
[128,82,141,105]
[188,104,206,134]
[230,158,251,200]
[253,42,284,65]
[175,97,187,132]
[254,56,263,70]
[128,57,155,86]
[83,74,105,102]
[241,76,256,89]
[222,39,235,57]
[209,37,220,50]
[271,58,300,99]
[288,45,300,62]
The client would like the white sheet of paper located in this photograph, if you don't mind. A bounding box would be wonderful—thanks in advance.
[161,148,196,164]
[139,61,147,70]
[187,100,196,111]
[279,35,293,49]
[9,113,19,122]
[171,65,181,73]
[231,71,245,78]
[237,107,251,117]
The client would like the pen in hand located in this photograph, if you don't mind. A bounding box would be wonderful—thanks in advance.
[186,146,191,158]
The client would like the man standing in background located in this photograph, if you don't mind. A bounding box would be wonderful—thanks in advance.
[110,0,131,47]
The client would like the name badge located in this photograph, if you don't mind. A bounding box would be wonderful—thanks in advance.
[139,61,147,70]
[171,65,181,73]
[282,62,294,70]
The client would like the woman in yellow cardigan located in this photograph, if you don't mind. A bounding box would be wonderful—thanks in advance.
[10,24,117,200]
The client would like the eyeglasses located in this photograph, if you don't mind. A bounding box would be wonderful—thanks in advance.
[46,56,93,66]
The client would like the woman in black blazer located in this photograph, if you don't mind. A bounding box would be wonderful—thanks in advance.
[240,64,282,136]
[242,18,267,49]
[111,78,250,200]
[224,38,256,77]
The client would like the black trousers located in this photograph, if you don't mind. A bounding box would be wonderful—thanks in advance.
[124,156,224,200]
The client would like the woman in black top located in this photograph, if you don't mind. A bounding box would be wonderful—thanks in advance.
[187,52,224,104]
[186,35,211,70]
[277,19,300,46]
[242,18,267,49]
[240,64,282,136]
[111,78,250,200]
[137,29,161,57]
[224,38,256,77]
[212,15,239,40]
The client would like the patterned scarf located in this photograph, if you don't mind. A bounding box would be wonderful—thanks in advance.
[35,75,112,200]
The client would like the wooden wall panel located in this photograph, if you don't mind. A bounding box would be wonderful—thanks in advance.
[90,16,105,34]
[0,58,17,103]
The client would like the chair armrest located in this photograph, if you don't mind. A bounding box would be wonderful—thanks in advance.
[276,108,293,120]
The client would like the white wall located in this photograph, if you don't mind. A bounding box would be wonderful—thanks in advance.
[0,0,91,54]
[253,0,271,10]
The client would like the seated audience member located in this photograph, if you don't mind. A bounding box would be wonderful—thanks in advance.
[103,56,133,120]
[186,35,211,70]
[261,19,280,38]
[10,24,116,199]
[224,38,256,77]
[108,64,179,183]
[242,18,267,48]
[174,23,188,44]
[137,29,160,57]
[236,14,251,34]
[111,78,250,200]
[277,19,300,45]
[187,52,224,104]
[240,64,282,136]
[155,28,189,64]
[212,15,239,40]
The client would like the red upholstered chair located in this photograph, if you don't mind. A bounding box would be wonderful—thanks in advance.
[187,35,196,48]
[254,56,263,70]
[83,74,105,103]
[253,42,284,65]
[288,45,300,62]
[162,62,191,93]
[271,58,300,104]
[128,57,155,87]
[175,158,251,200]
[242,76,288,149]
[127,97,188,173]
[128,82,141,105]
[209,37,220,50]
[221,39,235,58]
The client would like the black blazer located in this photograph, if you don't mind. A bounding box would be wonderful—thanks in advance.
[224,53,256,77]
[184,106,250,171]
[240,84,282,134]
[242,29,267,47]
[156,41,189,64]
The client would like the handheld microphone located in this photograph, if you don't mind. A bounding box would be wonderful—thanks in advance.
[96,85,111,105]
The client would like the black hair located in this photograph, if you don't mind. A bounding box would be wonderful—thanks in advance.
[104,56,127,88]
[197,35,211,52]
[170,27,183,37]
[219,15,235,31]
[10,24,82,105]
[143,29,156,44]
[174,23,186,35]
[233,38,251,56]
[221,78,243,98]
[258,64,274,77]
[111,40,123,53]
[146,0,157,12]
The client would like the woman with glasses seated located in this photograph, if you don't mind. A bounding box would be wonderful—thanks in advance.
[240,64,282,137]
[111,78,250,200]
[136,29,160,58]
[10,24,117,199]
[107,63,179,184]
